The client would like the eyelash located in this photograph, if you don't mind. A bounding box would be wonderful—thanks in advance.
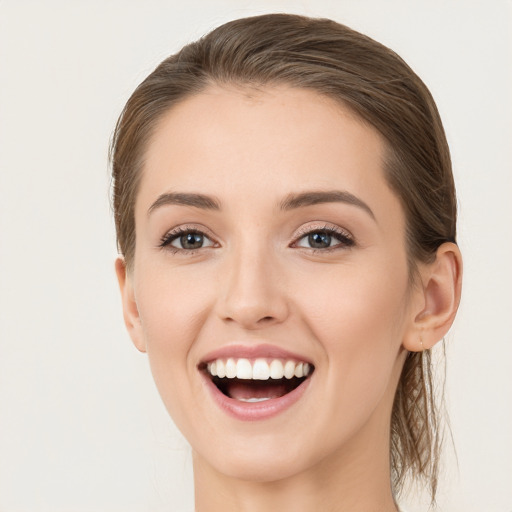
[291,224,355,252]
[158,225,216,254]
[158,224,355,254]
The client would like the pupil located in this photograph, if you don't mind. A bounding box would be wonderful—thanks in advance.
[181,233,203,249]
[309,232,331,248]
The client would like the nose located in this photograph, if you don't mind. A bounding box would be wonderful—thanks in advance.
[216,245,290,330]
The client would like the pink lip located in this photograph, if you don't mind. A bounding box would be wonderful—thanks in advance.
[200,343,312,364]
[201,370,312,421]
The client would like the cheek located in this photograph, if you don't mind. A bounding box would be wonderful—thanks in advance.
[298,258,407,339]
[136,258,214,335]
[134,264,215,408]
[138,278,205,346]
[294,259,409,415]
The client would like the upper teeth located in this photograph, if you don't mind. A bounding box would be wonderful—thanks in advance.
[206,358,311,380]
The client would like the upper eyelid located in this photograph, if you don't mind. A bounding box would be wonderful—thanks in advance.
[292,222,354,240]
[159,224,218,247]
[162,223,216,238]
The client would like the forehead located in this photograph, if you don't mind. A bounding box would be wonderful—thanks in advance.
[146,85,378,165]
[137,85,398,221]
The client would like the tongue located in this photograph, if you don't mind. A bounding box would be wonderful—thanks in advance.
[226,379,290,400]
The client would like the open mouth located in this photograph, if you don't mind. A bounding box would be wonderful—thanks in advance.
[201,358,314,402]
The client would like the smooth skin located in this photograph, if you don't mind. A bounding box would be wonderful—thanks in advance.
[116,86,462,512]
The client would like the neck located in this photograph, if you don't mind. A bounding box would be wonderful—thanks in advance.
[193,417,398,512]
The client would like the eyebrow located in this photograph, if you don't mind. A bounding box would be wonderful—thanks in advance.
[148,189,375,220]
[279,190,375,220]
[148,192,221,215]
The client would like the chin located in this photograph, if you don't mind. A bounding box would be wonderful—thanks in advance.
[207,450,311,483]
[192,427,326,484]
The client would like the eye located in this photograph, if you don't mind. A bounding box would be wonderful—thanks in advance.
[293,226,354,251]
[159,228,215,252]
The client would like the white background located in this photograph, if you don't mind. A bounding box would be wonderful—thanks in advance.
[0,1,511,511]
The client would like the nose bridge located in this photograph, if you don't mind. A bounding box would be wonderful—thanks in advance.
[218,234,289,328]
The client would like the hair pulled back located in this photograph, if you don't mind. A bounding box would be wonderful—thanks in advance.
[110,13,457,502]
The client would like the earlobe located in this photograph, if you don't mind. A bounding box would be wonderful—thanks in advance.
[403,242,463,352]
[115,257,146,353]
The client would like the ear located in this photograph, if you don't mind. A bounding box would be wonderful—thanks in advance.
[403,242,463,352]
[115,257,146,353]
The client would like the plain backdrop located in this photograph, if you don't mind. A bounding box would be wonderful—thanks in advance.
[0,1,511,511]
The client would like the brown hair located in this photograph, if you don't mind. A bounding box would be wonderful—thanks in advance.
[110,13,456,502]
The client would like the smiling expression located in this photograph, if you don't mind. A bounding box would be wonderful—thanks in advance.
[120,85,416,481]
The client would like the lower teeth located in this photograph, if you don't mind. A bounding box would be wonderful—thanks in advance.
[237,397,271,403]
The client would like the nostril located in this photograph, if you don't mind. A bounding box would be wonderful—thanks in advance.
[222,314,279,328]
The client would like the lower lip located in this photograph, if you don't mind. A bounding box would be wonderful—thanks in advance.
[202,372,312,421]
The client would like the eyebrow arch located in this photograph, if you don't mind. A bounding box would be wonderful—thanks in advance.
[279,190,375,220]
[148,192,221,215]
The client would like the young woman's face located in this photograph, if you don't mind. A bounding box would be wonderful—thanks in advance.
[122,86,418,481]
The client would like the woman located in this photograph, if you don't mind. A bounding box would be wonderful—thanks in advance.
[111,14,462,512]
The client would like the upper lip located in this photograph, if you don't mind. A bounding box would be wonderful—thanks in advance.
[199,343,313,365]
